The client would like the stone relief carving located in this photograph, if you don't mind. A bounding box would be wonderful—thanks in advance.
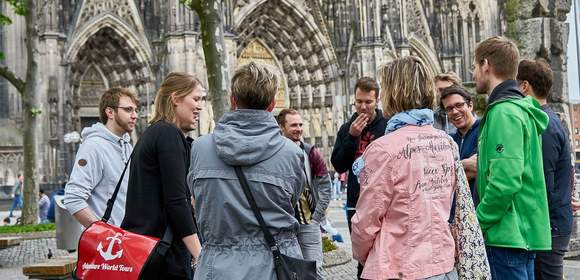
[78,66,106,107]
[324,107,335,136]
[311,108,322,138]
[78,0,138,31]
[405,0,431,46]
[301,109,311,139]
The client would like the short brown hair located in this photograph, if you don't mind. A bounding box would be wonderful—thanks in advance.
[434,72,462,85]
[150,72,203,124]
[231,61,279,110]
[439,85,473,110]
[475,36,520,80]
[277,108,299,127]
[354,77,380,99]
[99,87,139,123]
[379,56,437,118]
[517,59,553,99]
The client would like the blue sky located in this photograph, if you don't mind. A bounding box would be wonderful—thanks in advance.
[568,0,580,102]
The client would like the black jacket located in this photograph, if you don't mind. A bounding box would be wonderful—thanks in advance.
[121,120,197,278]
[331,109,388,208]
[541,106,573,235]
[451,119,481,206]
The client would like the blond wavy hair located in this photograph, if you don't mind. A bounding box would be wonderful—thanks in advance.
[231,61,279,109]
[150,72,203,124]
[379,56,437,118]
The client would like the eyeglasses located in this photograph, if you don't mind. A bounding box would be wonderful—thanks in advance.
[114,106,139,114]
[444,102,467,113]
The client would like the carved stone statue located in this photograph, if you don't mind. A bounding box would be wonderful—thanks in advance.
[335,107,345,128]
[311,108,322,138]
[199,101,215,135]
[301,109,311,139]
[324,107,335,136]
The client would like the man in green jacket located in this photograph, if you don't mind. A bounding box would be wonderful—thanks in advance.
[473,36,551,280]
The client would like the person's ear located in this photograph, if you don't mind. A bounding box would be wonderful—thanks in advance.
[105,107,115,120]
[266,100,276,112]
[170,92,180,106]
[229,94,237,110]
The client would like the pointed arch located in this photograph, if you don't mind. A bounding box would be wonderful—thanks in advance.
[234,0,340,109]
[409,35,442,74]
[65,13,153,66]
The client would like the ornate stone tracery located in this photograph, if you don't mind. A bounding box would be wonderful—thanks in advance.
[1,0,572,184]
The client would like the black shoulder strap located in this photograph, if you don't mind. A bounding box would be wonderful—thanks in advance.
[102,149,173,244]
[234,166,281,255]
[102,153,132,223]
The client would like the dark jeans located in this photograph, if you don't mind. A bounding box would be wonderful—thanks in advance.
[9,194,22,216]
[347,209,364,280]
[535,235,571,280]
[487,246,535,280]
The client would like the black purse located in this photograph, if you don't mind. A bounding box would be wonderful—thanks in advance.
[234,166,317,280]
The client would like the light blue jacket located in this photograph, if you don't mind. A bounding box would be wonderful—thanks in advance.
[64,123,132,226]
[188,110,306,280]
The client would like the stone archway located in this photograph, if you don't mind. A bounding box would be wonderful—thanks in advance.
[409,35,443,75]
[234,0,341,163]
[234,0,340,110]
[66,26,153,133]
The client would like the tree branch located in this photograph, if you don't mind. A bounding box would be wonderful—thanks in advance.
[0,65,25,93]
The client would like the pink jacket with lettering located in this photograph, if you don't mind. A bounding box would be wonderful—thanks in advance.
[351,125,456,280]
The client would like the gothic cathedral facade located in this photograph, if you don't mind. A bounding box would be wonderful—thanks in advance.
[0,0,506,186]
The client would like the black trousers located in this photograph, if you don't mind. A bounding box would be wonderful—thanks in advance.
[347,209,364,280]
[535,234,571,280]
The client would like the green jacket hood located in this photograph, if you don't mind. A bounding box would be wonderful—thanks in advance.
[490,96,548,135]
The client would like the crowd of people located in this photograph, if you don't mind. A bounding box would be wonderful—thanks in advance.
[55,35,580,280]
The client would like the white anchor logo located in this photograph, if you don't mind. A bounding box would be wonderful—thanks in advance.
[97,233,124,261]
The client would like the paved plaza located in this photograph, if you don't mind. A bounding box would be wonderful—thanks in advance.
[0,202,359,279]
[2,201,580,279]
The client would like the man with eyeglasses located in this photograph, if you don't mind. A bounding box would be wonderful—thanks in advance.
[65,87,139,227]
[440,85,480,206]
[433,72,461,134]
[331,77,388,279]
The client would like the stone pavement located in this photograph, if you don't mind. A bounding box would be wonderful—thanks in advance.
[0,199,579,279]
[321,199,358,279]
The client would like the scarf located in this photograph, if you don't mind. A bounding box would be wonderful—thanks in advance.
[352,109,434,178]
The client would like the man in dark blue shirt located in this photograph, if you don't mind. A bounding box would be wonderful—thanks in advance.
[440,85,480,206]
[517,59,573,280]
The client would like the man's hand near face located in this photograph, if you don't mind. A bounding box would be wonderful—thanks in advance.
[349,114,369,137]
[572,197,580,212]
[462,154,478,180]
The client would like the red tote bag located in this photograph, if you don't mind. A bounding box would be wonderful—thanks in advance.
[75,221,160,279]
[74,156,172,280]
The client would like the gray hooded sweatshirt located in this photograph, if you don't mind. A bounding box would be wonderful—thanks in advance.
[65,123,132,226]
[188,110,306,280]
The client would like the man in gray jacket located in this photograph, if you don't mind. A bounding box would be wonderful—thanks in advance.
[188,61,307,280]
[65,87,138,227]
[278,108,331,278]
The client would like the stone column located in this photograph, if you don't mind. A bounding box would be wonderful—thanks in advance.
[508,0,572,134]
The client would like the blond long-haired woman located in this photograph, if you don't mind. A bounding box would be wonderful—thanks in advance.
[121,72,203,279]
[351,57,459,280]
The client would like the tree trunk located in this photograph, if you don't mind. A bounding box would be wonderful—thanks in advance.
[20,0,39,225]
[185,0,229,122]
